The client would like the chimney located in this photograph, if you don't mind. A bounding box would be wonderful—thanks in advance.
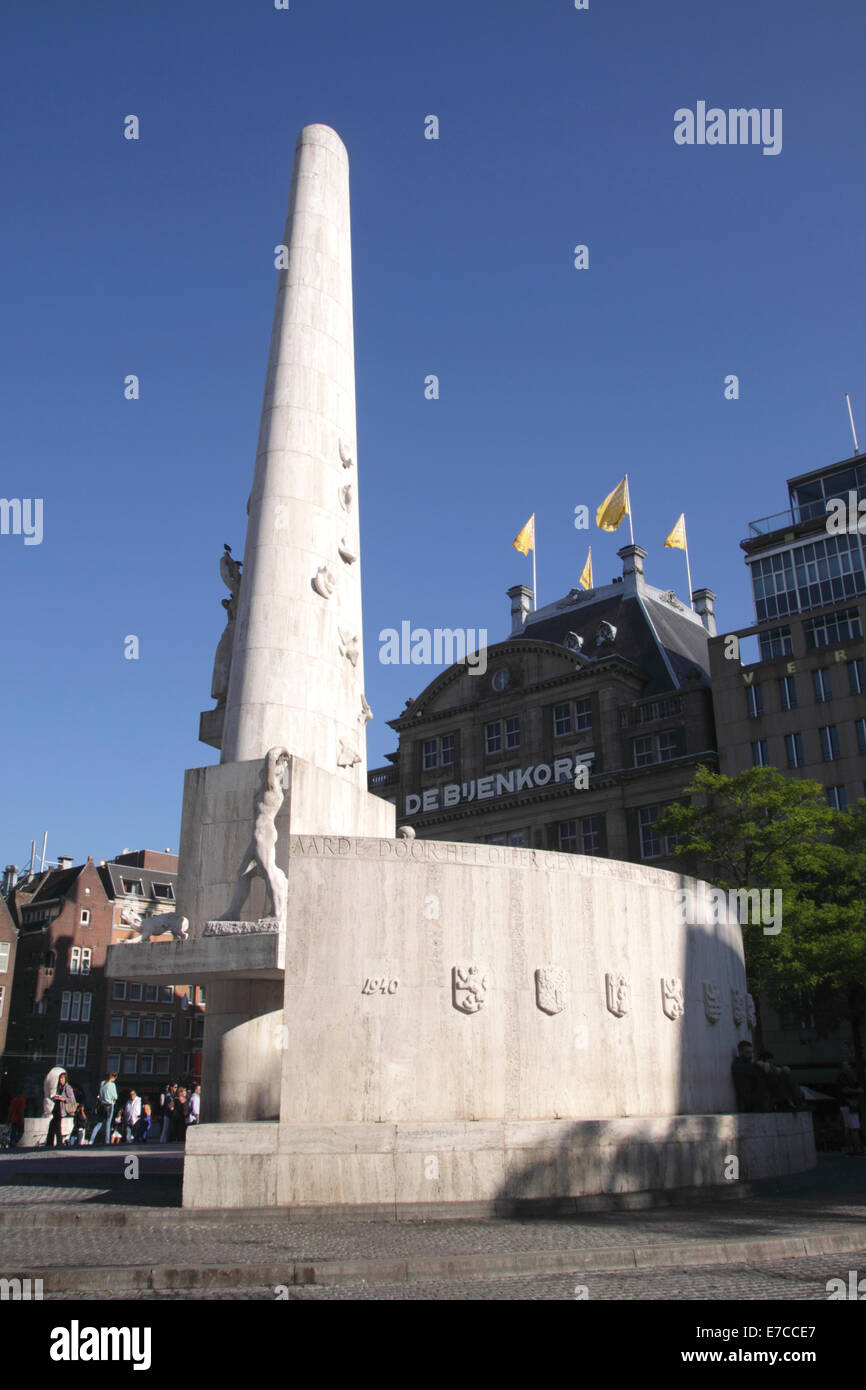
[692,588,717,636]
[507,584,533,635]
[617,544,647,596]
[57,856,74,870]
[2,865,17,895]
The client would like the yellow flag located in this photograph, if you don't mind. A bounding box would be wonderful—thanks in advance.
[512,514,535,555]
[578,546,593,591]
[596,477,630,532]
[664,513,687,550]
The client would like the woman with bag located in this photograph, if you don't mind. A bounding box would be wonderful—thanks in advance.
[46,1071,75,1148]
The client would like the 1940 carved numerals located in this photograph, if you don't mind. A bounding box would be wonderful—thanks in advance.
[362,977,399,995]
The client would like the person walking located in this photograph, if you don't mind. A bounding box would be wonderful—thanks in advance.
[159,1082,178,1143]
[171,1087,190,1143]
[7,1094,25,1148]
[187,1084,201,1127]
[68,1103,88,1147]
[123,1090,141,1143]
[46,1072,75,1148]
[133,1102,153,1143]
[91,1071,118,1145]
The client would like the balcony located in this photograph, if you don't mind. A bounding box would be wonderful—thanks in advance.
[747,500,828,537]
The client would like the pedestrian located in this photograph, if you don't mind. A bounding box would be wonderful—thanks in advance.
[91,1071,118,1145]
[123,1090,141,1143]
[160,1082,178,1143]
[7,1094,25,1148]
[68,1103,88,1147]
[187,1083,201,1127]
[841,1101,863,1155]
[171,1087,189,1142]
[46,1072,75,1148]
[133,1102,153,1143]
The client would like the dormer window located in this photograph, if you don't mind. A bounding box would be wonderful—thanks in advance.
[122,879,144,896]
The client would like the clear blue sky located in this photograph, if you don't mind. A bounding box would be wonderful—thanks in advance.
[2,0,864,868]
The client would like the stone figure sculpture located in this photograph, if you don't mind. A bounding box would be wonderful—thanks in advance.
[221,746,291,924]
[211,544,243,707]
[121,909,190,943]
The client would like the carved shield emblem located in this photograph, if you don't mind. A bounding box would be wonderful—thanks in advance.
[746,993,757,1029]
[605,972,630,1018]
[661,976,685,1020]
[731,988,745,1027]
[535,966,568,1015]
[702,982,721,1023]
[452,964,489,1014]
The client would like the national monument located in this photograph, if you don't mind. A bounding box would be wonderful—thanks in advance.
[106,125,813,1210]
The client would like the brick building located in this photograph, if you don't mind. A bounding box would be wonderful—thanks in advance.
[3,849,204,1111]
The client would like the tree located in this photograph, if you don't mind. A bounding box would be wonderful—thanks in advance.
[657,766,866,1093]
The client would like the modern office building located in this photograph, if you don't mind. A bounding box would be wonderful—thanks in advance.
[707,451,866,1081]
[370,544,719,871]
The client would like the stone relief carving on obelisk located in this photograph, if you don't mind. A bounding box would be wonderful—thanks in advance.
[210,746,291,932]
[210,544,243,708]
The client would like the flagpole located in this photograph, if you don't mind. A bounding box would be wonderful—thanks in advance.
[683,516,694,609]
[532,518,537,611]
[625,473,634,544]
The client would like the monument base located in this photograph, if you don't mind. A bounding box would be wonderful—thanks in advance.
[182,1112,815,1211]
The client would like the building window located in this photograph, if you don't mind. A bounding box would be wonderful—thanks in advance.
[752,538,865,623]
[122,1053,138,1073]
[126,1014,140,1039]
[485,722,502,755]
[849,658,865,695]
[581,817,600,855]
[658,730,679,762]
[856,718,866,756]
[145,985,158,1002]
[140,1054,154,1075]
[751,739,770,767]
[142,1017,156,1039]
[110,1015,123,1038]
[745,684,763,718]
[820,726,840,761]
[158,1017,173,1039]
[507,830,525,847]
[574,698,592,732]
[77,1035,87,1067]
[122,879,144,896]
[553,704,572,737]
[0,984,4,1019]
[634,736,654,768]
[128,983,143,1002]
[107,1053,121,1075]
[422,735,455,770]
[56,1033,68,1066]
[557,821,578,852]
[70,992,81,1022]
[68,946,91,976]
[638,806,676,860]
[804,607,863,650]
[759,626,794,661]
[183,1054,194,1074]
[33,998,47,1016]
[440,734,455,766]
[812,668,832,703]
[778,675,797,710]
[422,739,437,771]
[160,986,174,1003]
[113,981,127,1000]
[0,942,9,973]
[156,1053,170,1075]
[785,732,804,769]
[827,785,847,811]
[504,717,520,750]
[60,990,71,1021]
[152,883,175,901]
[81,992,92,1023]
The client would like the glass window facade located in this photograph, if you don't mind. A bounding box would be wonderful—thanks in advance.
[751,536,865,622]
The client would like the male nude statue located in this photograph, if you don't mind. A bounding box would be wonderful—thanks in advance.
[222,746,291,923]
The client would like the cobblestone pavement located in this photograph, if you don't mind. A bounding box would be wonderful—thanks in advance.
[37,1251,866,1300]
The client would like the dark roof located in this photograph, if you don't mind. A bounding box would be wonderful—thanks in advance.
[24,866,83,904]
[98,862,178,902]
[512,586,710,696]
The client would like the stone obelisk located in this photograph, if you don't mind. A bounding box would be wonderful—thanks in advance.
[222,124,368,783]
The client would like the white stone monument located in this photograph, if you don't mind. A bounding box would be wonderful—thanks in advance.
[106,125,813,1211]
